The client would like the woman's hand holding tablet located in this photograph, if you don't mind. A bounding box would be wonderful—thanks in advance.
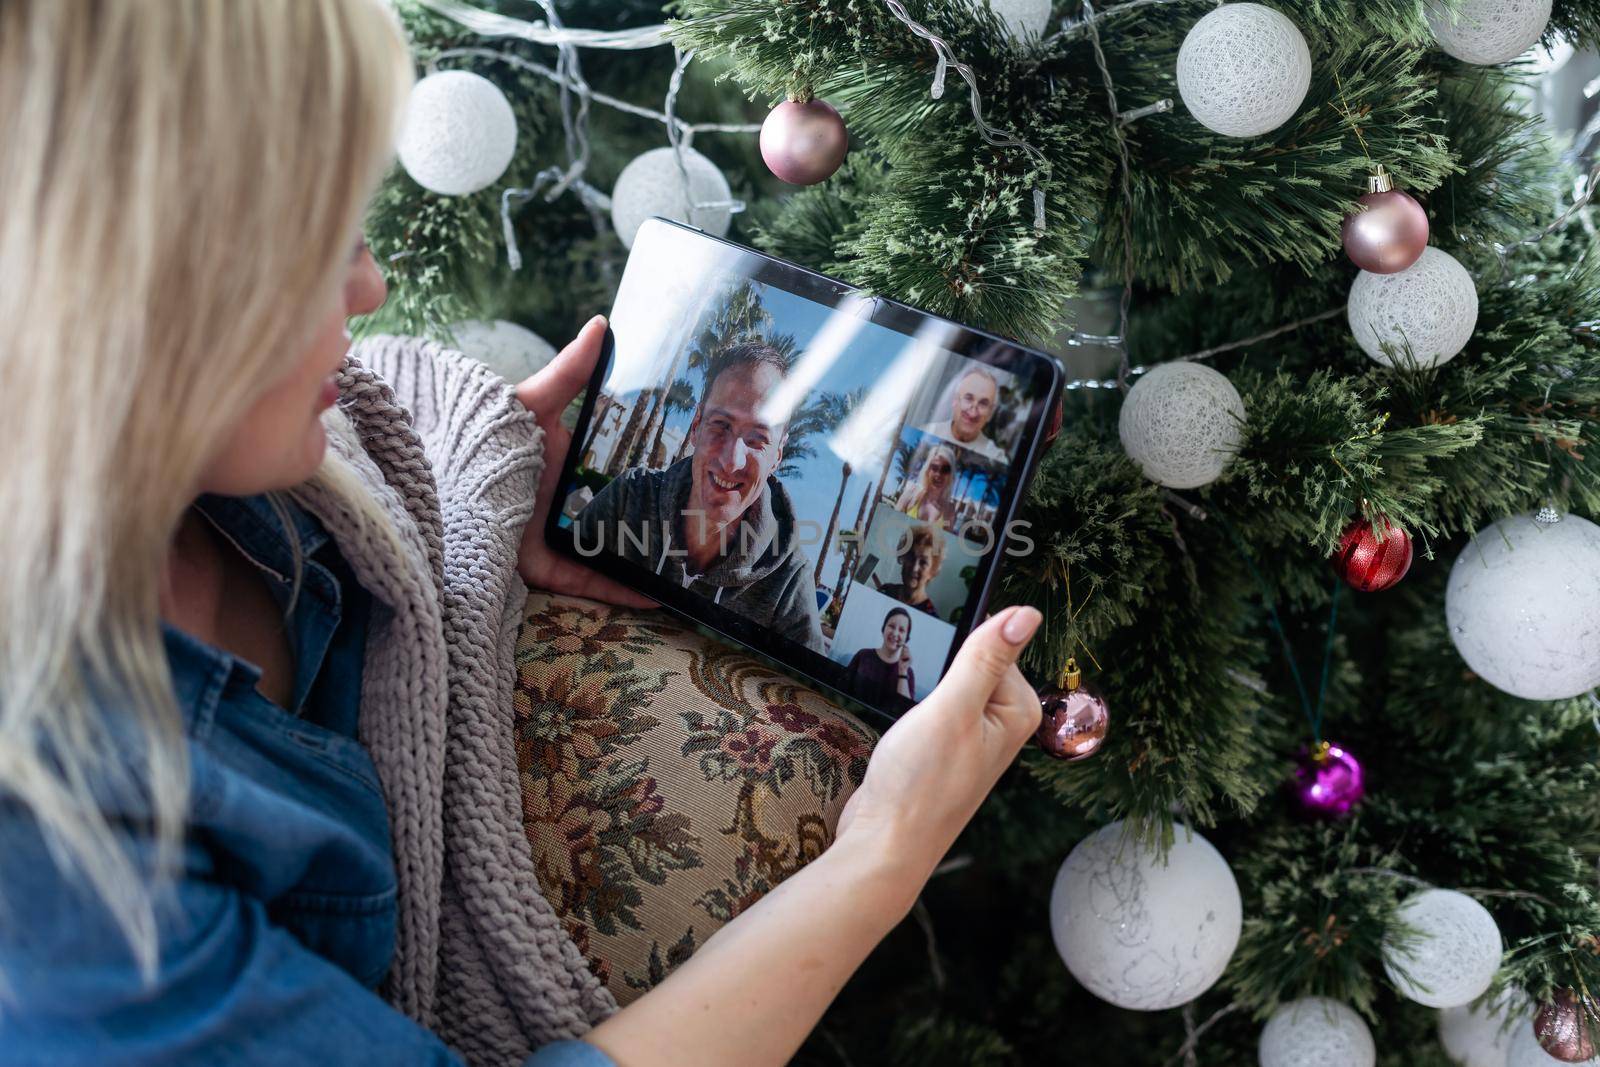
[546,217,1061,722]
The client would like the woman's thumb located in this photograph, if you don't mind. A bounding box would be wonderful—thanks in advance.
[929,606,1041,711]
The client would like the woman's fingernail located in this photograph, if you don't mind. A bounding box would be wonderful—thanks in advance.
[588,313,607,329]
[1002,606,1041,645]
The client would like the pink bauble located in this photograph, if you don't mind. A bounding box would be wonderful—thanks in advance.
[1341,188,1430,274]
[1035,677,1110,761]
[760,99,848,186]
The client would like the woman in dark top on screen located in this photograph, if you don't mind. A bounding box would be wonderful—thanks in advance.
[847,607,915,704]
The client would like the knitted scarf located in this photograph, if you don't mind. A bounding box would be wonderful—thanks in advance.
[290,337,616,1065]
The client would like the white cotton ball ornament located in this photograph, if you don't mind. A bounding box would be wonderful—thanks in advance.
[1446,513,1600,701]
[398,71,518,196]
[610,146,732,250]
[447,319,557,384]
[1118,361,1246,489]
[1509,1021,1600,1067]
[1347,245,1479,368]
[1259,998,1376,1067]
[1049,821,1241,1011]
[1428,0,1553,65]
[1176,3,1313,138]
[987,0,1054,40]
[1382,890,1503,1009]
[1440,989,1527,1067]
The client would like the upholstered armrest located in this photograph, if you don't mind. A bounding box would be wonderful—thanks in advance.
[512,592,875,1005]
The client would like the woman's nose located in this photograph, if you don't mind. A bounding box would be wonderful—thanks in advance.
[344,243,388,317]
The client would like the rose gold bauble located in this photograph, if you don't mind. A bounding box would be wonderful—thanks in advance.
[1035,659,1109,761]
[1341,167,1429,274]
[1535,990,1599,1062]
[760,98,848,186]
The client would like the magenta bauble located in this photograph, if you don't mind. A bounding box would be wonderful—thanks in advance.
[1291,741,1365,817]
[760,98,848,186]
[1341,169,1429,274]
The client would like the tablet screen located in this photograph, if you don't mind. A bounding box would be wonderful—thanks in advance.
[552,218,1057,718]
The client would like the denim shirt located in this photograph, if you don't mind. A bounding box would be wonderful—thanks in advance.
[0,495,610,1067]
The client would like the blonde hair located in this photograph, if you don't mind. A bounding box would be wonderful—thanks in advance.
[897,444,958,521]
[0,0,412,979]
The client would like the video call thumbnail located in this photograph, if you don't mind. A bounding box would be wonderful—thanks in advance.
[559,229,1046,703]
[853,503,972,624]
[828,581,955,704]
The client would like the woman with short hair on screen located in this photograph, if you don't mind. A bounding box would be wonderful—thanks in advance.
[845,608,917,705]
[0,3,1044,1065]
[894,443,958,528]
[877,525,945,617]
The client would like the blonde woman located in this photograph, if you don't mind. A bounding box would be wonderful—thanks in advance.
[895,443,959,528]
[0,3,1043,1065]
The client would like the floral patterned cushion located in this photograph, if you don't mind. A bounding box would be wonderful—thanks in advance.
[512,592,876,1005]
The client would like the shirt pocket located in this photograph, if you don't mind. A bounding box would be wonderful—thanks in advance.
[272,884,399,990]
[277,718,390,805]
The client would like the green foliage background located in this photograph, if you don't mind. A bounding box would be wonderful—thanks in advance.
[371,1,1600,1061]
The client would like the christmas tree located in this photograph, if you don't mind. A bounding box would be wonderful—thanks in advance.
[368,0,1600,1062]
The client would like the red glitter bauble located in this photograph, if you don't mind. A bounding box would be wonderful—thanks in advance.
[1332,516,1413,592]
[1535,990,1599,1062]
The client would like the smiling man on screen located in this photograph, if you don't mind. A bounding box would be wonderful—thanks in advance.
[574,341,825,652]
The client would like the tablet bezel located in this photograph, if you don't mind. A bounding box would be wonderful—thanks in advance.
[546,217,1062,723]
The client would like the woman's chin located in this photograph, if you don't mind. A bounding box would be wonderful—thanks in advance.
[288,420,330,483]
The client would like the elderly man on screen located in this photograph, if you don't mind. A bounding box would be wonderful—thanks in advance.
[921,365,1008,463]
[574,341,825,652]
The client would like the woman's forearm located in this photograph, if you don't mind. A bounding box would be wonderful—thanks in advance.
[583,831,927,1067]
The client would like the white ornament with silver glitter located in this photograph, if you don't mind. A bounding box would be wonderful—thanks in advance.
[1347,246,1479,368]
[1118,361,1246,489]
[1175,3,1312,138]
[1049,821,1241,1011]
[1439,988,1528,1067]
[1446,512,1600,701]
[987,0,1053,41]
[1509,1021,1600,1067]
[447,319,557,384]
[1259,998,1376,1067]
[1428,0,1553,65]
[610,146,732,250]
[398,71,518,197]
[1382,889,1503,1009]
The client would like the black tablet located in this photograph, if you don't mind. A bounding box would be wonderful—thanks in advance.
[548,218,1061,722]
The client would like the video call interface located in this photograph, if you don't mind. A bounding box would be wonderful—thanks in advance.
[558,223,1047,711]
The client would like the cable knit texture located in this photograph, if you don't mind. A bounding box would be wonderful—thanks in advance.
[293,337,616,1065]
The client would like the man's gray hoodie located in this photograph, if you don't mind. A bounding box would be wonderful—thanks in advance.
[573,457,825,651]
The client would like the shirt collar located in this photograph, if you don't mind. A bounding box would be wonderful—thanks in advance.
[191,493,329,582]
[161,493,344,727]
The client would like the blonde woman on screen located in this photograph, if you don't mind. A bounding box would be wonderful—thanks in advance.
[895,444,959,528]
